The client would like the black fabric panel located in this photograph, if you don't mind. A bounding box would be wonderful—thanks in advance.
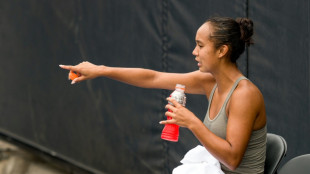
[0,1,165,173]
[249,0,310,166]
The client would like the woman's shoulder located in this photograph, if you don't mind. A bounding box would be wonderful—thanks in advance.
[235,79,263,98]
[226,78,266,128]
[231,79,264,109]
[232,78,266,129]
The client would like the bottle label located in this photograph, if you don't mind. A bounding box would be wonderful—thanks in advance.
[169,92,186,106]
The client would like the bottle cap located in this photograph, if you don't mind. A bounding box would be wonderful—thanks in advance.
[175,84,185,91]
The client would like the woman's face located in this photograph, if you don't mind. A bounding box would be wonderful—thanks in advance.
[192,22,219,73]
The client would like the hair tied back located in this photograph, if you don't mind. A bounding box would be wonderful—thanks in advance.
[236,18,254,46]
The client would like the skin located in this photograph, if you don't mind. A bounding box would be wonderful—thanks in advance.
[59,22,266,171]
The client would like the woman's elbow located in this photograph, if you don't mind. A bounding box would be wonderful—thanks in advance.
[226,164,238,171]
[225,163,239,171]
[224,157,242,171]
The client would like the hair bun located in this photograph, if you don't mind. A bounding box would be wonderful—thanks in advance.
[236,18,254,46]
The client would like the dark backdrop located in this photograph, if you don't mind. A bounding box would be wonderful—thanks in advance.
[0,0,309,173]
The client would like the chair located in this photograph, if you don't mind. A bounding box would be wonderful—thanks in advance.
[278,154,310,174]
[264,133,287,174]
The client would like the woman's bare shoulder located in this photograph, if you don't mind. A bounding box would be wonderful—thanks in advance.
[231,79,264,111]
[229,79,266,129]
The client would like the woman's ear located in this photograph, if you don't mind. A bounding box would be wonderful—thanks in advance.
[218,45,229,58]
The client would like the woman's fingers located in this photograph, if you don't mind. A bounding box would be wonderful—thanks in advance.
[161,98,183,124]
[159,120,174,125]
[71,76,86,84]
[166,97,182,107]
[165,104,176,112]
[159,109,175,124]
[165,110,174,117]
[60,63,87,84]
[159,116,175,125]
[59,64,74,71]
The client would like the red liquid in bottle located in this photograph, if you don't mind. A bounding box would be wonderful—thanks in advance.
[161,84,186,142]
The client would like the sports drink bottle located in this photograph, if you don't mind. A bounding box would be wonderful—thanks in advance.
[161,84,186,142]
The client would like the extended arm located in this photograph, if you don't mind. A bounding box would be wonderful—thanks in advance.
[59,61,215,95]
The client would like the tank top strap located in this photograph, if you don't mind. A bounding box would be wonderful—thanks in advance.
[223,76,248,106]
[208,84,217,102]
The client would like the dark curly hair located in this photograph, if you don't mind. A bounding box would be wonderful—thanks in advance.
[206,17,254,63]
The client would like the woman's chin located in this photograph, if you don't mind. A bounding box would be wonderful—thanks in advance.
[198,67,210,73]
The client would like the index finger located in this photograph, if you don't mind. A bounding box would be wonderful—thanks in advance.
[59,64,74,71]
[167,97,182,107]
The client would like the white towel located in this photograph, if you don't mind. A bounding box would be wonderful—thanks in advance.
[172,145,224,174]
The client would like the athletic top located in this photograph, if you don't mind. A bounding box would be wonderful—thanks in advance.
[203,76,267,174]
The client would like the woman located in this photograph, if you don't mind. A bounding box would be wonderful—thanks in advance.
[60,17,267,174]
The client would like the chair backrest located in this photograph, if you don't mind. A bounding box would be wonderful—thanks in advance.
[264,133,287,174]
[278,154,310,174]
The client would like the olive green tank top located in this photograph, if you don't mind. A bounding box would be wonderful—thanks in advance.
[203,76,267,174]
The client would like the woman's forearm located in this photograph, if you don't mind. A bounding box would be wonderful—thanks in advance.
[188,120,241,170]
[101,66,162,89]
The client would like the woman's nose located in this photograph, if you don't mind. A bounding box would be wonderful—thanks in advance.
[192,46,198,56]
